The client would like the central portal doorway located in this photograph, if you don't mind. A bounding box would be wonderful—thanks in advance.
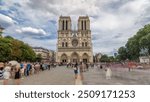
[73,59,78,63]
[83,59,87,63]
[71,52,79,63]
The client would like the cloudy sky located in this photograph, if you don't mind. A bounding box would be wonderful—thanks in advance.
[0,0,150,55]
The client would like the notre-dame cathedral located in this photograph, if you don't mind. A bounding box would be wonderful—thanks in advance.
[56,16,93,63]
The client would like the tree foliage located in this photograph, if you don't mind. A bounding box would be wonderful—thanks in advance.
[117,46,128,61]
[36,54,42,62]
[0,36,36,62]
[100,55,115,62]
[117,24,150,61]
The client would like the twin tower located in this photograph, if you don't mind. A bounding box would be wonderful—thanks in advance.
[56,16,93,63]
[58,16,90,31]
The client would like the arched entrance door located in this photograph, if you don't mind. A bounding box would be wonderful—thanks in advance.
[61,53,68,63]
[82,53,89,63]
[71,52,79,63]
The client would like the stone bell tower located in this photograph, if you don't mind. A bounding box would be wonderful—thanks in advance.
[78,16,93,63]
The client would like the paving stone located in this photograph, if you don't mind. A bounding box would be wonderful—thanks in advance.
[83,67,150,85]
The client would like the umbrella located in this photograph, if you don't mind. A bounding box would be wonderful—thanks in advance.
[9,61,18,66]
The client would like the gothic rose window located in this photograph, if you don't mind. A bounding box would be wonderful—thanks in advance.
[72,39,78,47]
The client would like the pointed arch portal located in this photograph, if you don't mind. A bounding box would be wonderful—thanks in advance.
[71,52,79,63]
[61,53,68,63]
[82,53,89,63]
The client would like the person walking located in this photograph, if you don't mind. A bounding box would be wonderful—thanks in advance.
[48,63,51,70]
[3,63,11,85]
[105,64,112,80]
[31,63,35,75]
[26,62,31,76]
[79,62,84,81]
[24,62,27,77]
[35,63,40,74]
[86,63,89,71]
[20,62,24,78]
[14,64,21,85]
[100,64,103,69]
[128,61,132,72]
[73,62,78,79]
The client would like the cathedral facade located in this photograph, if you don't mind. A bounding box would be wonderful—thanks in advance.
[56,16,93,63]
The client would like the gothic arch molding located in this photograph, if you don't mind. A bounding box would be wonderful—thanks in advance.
[71,52,79,63]
[61,53,68,63]
[82,53,89,63]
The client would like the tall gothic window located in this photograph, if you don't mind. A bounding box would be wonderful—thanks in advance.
[82,42,84,47]
[82,21,84,30]
[85,42,87,47]
[65,42,68,47]
[62,42,64,47]
[66,20,68,30]
[62,20,65,30]
[84,21,86,30]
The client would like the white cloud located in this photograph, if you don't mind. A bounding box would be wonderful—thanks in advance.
[120,0,149,14]
[0,14,14,28]
[22,37,57,50]
[16,27,46,36]
[1,0,150,54]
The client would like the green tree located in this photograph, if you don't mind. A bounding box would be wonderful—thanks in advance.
[139,34,150,54]
[100,54,109,62]
[118,46,128,61]
[126,38,140,60]
[20,43,36,62]
[11,40,22,61]
[4,36,14,40]
[0,36,36,62]
[118,24,150,61]
[108,56,115,62]
[36,54,42,62]
[0,38,12,61]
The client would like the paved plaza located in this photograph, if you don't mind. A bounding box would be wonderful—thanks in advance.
[0,66,150,85]
[21,67,75,85]
[0,67,75,85]
[83,67,150,85]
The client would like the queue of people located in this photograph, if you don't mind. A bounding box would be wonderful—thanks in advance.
[0,62,56,85]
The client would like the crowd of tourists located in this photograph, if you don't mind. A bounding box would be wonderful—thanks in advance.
[68,62,91,81]
[64,61,113,81]
[0,61,56,85]
[94,61,143,80]
[0,60,143,85]
[70,61,139,81]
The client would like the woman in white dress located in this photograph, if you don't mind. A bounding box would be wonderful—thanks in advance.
[105,64,112,80]
[3,63,11,85]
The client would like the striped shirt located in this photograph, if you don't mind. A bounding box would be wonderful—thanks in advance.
[0,70,4,79]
